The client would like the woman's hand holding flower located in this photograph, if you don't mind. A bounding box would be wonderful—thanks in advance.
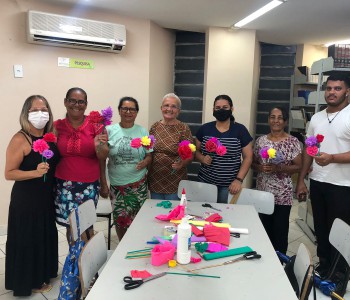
[201,154,212,166]
[171,159,184,171]
[36,162,49,177]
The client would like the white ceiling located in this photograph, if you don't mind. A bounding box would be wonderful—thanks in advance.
[41,0,350,46]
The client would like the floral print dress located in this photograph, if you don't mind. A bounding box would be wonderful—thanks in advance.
[254,135,301,206]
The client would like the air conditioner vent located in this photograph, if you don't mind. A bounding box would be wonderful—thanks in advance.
[27,10,126,53]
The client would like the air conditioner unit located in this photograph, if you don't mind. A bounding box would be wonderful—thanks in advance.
[27,10,126,53]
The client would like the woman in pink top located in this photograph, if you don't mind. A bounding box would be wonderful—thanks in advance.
[54,87,107,239]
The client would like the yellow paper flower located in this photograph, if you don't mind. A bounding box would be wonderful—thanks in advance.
[267,148,276,159]
[189,143,196,152]
[141,136,151,146]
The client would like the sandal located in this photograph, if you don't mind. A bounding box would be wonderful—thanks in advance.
[32,283,53,293]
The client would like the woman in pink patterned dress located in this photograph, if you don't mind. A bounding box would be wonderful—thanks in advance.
[252,107,302,254]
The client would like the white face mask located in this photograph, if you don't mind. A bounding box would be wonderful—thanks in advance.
[28,111,50,129]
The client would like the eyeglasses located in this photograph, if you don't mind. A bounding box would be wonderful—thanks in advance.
[120,107,137,113]
[162,104,179,110]
[29,108,49,113]
[66,98,87,105]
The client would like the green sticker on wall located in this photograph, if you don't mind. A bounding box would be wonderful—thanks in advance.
[69,59,94,69]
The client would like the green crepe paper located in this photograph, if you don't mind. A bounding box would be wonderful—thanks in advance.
[156,201,172,208]
[202,246,253,261]
[195,242,209,253]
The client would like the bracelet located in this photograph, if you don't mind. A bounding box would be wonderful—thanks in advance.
[235,177,243,183]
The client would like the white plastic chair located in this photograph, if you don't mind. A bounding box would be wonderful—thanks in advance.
[78,231,108,298]
[177,180,217,203]
[294,243,314,300]
[96,197,113,250]
[228,188,275,215]
[69,200,97,242]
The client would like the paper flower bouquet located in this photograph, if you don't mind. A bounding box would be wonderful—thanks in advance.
[205,137,227,156]
[305,134,324,157]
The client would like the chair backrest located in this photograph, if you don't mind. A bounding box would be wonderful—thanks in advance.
[69,200,97,242]
[293,243,313,300]
[177,180,217,203]
[229,188,275,215]
[78,231,108,298]
[96,197,113,215]
[329,218,350,266]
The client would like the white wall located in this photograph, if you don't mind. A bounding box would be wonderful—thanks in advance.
[0,0,174,225]
[203,27,260,187]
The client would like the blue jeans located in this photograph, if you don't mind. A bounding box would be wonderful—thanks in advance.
[150,192,180,201]
[217,186,229,204]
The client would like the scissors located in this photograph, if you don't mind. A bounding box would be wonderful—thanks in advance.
[123,272,167,290]
[223,251,262,265]
[202,203,222,212]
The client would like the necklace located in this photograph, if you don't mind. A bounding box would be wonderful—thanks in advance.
[326,110,341,124]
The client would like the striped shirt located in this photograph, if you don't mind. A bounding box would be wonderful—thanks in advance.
[196,121,252,186]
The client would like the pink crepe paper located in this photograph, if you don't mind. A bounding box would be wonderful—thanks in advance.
[151,241,175,266]
[190,257,202,263]
[203,224,230,246]
[207,243,229,253]
[130,270,153,279]
[155,205,185,221]
[205,213,223,222]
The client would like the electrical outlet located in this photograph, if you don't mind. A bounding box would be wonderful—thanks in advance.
[13,65,23,78]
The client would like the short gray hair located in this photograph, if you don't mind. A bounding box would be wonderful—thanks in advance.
[162,93,182,109]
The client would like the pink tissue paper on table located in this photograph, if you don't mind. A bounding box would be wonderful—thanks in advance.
[130,270,153,279]
[155,205,185,221]
[207,243,229,253]
[190,257,202,263]
[205,213,223,222]
[151,241,175,266]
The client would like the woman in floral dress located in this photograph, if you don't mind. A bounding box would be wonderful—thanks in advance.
[100,97,152,240]
[252,106,302,254]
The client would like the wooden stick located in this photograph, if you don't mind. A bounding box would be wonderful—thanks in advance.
[166,272,220,279]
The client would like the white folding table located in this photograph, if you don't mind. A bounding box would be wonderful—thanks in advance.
[86,200,297,300]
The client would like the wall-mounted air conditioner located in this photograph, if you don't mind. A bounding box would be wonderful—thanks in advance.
[27,10,126,53]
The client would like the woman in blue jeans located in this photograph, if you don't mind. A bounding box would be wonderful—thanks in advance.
[195,94,253,203]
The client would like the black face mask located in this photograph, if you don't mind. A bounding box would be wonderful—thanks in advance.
[213,109,232,122]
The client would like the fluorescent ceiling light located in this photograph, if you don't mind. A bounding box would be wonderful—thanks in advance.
[233,0,286,28]
[325,39,350,47]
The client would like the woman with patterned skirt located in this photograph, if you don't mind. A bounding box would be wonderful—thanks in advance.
[100,97,152,240]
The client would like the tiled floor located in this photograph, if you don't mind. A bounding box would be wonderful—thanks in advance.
[0,200,334,300]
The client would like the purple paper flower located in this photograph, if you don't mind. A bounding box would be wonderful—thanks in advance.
[42,149,54,159]
[101,106,113,126]
[305,136,317,147]
[149,135,155,144]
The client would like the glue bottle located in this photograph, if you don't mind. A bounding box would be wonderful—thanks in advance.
[176,217,192,264]
[180,188,187,213]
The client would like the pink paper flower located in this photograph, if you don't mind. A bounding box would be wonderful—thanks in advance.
[130,138,142,149]
[216,145,227,156]
[306,145,319,156]
[32,139,49,154]
[259,147,269,159]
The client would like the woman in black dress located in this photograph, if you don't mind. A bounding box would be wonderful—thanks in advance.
[4,95,59,296]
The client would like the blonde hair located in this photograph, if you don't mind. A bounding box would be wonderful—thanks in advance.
[20,95,54,134]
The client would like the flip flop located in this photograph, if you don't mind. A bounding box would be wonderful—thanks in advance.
[32,283,53,293]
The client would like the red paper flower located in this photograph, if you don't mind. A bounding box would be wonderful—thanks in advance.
[316,134,324,143]
[178,145,193,160]
[306,145,319,156]
[32,139,49,154]
[205,140,218,153]
[88,111,104,124]
[43,132,57,143]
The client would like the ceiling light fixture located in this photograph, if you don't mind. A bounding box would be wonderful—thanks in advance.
[233,0,287,28]
[324,40,350,47]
